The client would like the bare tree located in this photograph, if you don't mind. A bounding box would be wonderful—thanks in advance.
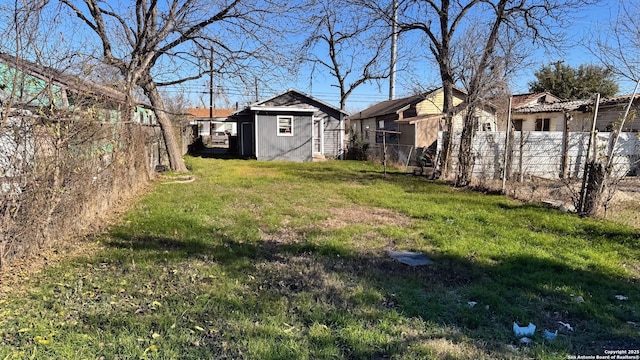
[358,0,597,186]
[301,0,393,110]
[576,1,640,217]
[594,1,640,83]
[59,0,288,172]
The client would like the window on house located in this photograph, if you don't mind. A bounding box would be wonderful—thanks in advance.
[535,118,550,131]
[277,116,293,136]
[512,119,523,131]
[378,120,385,129]
[224,123,233,132]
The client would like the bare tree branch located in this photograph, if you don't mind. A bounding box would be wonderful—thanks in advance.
[300,0,393,109]
[59,0,293,172]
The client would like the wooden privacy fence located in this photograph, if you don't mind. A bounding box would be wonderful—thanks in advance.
[439,131,640,181]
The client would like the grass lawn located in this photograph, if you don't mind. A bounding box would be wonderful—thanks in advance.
[0,157,639,359]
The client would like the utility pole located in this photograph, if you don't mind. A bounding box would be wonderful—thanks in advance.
[209,47,214,119]
[389,0,398,100]
[255,77,259,102]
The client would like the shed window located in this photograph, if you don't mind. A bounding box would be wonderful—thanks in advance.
[535,118,550,131]
[277,116,293,136]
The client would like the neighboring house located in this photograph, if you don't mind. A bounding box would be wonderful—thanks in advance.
[0,52,166,192]
[585,95,640,132]
[512,92,640,133]
[0,52,156,124]
[349,87,497,150]
[186,108,236,138]
[229,89,348,161]
[511,99,592,132]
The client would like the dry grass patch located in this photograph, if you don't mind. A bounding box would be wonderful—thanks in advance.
[320,206,413,230]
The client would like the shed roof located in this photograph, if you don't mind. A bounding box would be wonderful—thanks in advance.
[251,88,349,115]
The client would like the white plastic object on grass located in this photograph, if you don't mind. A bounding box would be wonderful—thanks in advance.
[520,337,533,344]
[513,322,536,337]
[615,295,628,300]
[558,321,574,331]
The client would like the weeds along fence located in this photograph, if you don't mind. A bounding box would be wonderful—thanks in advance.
[365,143,416,169]
[439,131,640,182]
[0,108,168,267]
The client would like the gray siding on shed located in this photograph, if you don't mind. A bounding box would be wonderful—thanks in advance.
[232,89,347,161]
[316,111,342,158]
[256,112,313,161]
[263,92,345,158]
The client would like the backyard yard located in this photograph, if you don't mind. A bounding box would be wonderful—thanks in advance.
[0,158,638,359]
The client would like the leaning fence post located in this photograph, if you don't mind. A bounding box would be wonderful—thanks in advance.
[502,97,513,193]
[578,93,600,214]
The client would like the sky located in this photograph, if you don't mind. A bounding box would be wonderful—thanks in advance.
[16,0,632,114]
[266,0,635,113]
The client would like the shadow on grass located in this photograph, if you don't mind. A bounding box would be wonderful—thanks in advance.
[277,161,415,184]
[103,225,640,356]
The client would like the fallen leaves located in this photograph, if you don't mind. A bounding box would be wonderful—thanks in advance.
[33,336,51,345]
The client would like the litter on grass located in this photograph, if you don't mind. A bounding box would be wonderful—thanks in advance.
[520,337,533,344]
[386,250,433,266]
[513,322,536,337]
[572,295,585,303]
[615,295,628,300]
[544,329,558,341]
[559,321,574,331]
[467,301,477,308]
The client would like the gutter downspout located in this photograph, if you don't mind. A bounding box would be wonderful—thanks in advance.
[254,111,259,159]
[339,114,345,159]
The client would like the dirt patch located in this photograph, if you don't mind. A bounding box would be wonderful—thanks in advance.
[320,206,413,230]
[260,205,412,246]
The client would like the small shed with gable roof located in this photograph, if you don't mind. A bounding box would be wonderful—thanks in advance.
[230,89,349,161]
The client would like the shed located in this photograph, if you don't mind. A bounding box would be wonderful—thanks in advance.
[230,89,349,161]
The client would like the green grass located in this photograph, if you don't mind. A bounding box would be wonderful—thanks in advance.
[1,157,639,359]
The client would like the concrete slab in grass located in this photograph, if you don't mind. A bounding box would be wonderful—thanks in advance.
[387,250,433,266]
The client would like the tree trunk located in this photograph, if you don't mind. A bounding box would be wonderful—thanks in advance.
[439,72,455,178]
[143,81,188,172]
[456,107,476,186]
[579,161,605,217]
